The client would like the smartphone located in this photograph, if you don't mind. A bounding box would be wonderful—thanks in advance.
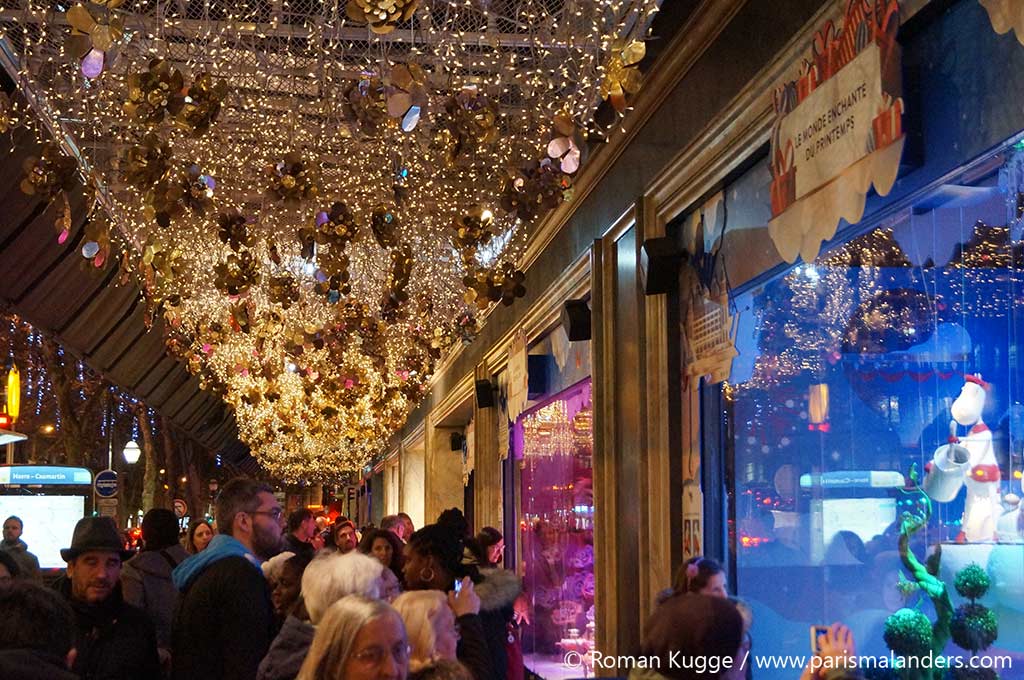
[454,578,463,595]
[810,626,829,654]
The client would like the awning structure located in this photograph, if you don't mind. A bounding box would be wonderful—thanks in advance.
[0,127,242,458]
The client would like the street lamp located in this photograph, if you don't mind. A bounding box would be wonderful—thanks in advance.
[122,440,141,465]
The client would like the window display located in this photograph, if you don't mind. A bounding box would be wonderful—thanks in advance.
[514,380,593,680]
[716,147,1024,675]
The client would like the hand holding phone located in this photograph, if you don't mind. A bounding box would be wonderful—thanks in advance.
[454,578,463,595]
[448,576,480,618]
[810,626,830,655]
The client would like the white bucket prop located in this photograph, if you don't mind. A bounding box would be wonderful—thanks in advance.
[922,442,971,502]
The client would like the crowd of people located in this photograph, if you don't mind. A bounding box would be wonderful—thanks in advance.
[0,478,866,680]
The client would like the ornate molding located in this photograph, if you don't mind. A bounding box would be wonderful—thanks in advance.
[431,372,475,426]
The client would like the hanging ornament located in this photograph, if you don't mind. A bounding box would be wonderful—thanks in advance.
[142,239,184,280]
[20,143,78,200]
[344,77,389,132]
[500,159,573,222]
[269,274,301,310]
[119,133,172,191]
[229,299,255,333]
[176,72,228,137]
[316,201,359,250]
[55,193,73,244]
[65,2,124,78]
[265,152,319,205]
[442,86,499,164]
[370,204,400,249]
[381,244,414,320]
[81,215,112,268]
[452,205,496,255]
[123,59,186,125]
[214,250,261,296]
[217,209,256,251]
[600,40,645,114]
[147,163,214,227]
[547,114,586,175]
[385,63,428,132]
[462,261,526,308]
[345,0,419,35]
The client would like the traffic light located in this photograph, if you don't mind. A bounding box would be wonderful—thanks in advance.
[0,413,11,430]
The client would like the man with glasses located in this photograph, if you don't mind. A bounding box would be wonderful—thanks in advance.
[171,477,284,680]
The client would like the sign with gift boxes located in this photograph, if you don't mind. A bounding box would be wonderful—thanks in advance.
[768,0,905,263]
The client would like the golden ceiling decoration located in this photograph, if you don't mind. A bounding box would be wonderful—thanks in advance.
[2,0,658,481]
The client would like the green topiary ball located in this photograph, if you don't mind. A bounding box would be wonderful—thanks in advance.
[884,608,933,657]
[955,563,991,600]
[950,603,998,653]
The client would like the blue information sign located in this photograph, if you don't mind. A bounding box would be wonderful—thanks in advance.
[94,469,119,498]
[0,466,92,485]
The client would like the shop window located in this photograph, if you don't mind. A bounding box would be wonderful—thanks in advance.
[715,146,1024,673]
[513,379,593,680]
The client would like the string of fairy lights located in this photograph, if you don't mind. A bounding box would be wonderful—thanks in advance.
[0,0,658,482]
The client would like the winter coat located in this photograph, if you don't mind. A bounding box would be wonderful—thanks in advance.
[456,613,496,680]
[282,533,316,562]
[465,567,522,680]
[0,538,41,580]
[121,543,188,649]
[410,658,475,680]
[256,614,315,680]
[381,565,402,600]
[171,534,277,680]
[0,649,79,680]
[54,575,161,680]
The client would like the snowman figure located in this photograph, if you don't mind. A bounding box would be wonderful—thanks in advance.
[923,374,1002,543]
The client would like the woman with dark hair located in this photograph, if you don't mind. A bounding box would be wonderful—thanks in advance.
[673,556,727,598]
[403,509,521,680]
[473,527,504,568]
[358,528,404,600]
[185,518,214,554]
[470,527,524,680]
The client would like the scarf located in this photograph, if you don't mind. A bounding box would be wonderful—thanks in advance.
[172,534,261,591]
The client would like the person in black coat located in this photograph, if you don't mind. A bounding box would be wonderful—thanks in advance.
[281,508,317,561]
[0,582,79,680]
[55,516,161,680]
[171,478,284,680]
[403,511,522,680]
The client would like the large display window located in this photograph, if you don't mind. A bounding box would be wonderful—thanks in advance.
[513,379,593,680]
[715,146,1024,675]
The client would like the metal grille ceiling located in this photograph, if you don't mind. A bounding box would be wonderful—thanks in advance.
[0,0,660,480]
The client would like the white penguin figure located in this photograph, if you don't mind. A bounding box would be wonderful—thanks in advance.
[924,375,1002,543]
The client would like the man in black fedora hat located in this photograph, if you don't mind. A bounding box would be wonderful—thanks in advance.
[55,516,160,680]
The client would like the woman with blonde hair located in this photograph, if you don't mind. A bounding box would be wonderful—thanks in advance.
[392,591,473,680]
[258,551,384,680]
[296,595,409,680]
